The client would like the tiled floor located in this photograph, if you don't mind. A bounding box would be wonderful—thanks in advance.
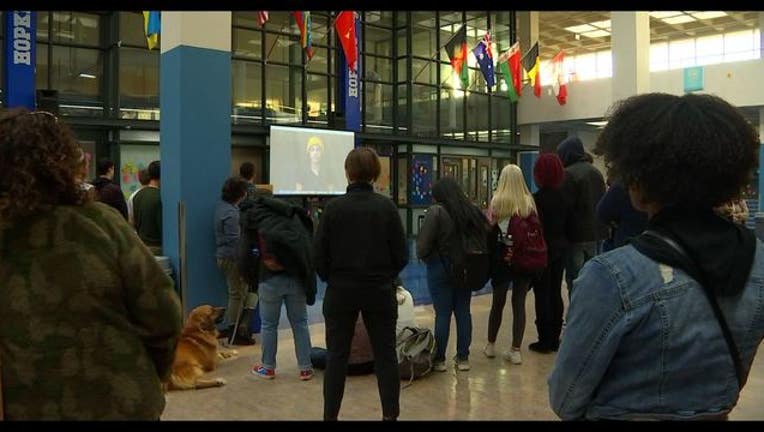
[161,289,764,421]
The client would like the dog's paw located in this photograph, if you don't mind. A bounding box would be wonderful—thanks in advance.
[215,378,227,386]
[218,350,238,359]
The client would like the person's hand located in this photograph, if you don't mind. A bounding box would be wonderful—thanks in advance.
[503,248,513,264]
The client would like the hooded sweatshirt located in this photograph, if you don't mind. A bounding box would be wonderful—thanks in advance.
[90,176,128,220]
[556,137,606,242]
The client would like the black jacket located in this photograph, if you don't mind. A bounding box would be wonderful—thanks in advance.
[534,182,572,260]
[313,182,408,291]
[239,196,317,305]
[557,137,606,243]
[91,176,128,220]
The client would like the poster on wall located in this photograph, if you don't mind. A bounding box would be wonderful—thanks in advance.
[120,144,160,199]
[410,154,433,206]
[374,156,392,198]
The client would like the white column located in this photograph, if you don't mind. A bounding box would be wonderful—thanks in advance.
[519,124,540,147]
[517,11,539,50]
[611,12,650,102]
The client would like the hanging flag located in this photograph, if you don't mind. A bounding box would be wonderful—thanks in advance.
[497,42,522,102]
[257,11,269,27]
[335,11,358,72]
[521,41,541,98]
[551,50,568,105]
[444,25,469,90]
[472,31,495,88]
[143,11,161,50]
[292,11,314,61]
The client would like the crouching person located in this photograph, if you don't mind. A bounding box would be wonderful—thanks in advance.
[239,195,316,381]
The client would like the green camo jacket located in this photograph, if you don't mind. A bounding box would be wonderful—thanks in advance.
[0,202,182,420]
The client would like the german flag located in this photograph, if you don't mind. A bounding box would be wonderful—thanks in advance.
[521,42,541,98]
[444,25,469,90]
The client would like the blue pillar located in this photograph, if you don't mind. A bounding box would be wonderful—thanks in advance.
[4,11,36,109]
[160,12,232,314]
[337,12,361,145]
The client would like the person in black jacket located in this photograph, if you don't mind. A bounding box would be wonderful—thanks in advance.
[557,137,606,295]
[529,153,571,353]
[90,158,128,220]
[596,182,648,252]
[240,195,316,381]
[314,147,408,421]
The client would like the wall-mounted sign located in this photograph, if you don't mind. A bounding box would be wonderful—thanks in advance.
[4,11,37,109]
[683,66,704,93]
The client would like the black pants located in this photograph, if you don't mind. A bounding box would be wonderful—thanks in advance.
[532,254,565,348]
[322,285,400,421]
[310,347,375,376]
[487,274,532,348]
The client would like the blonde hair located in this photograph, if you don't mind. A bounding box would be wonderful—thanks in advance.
[490,164,536,220]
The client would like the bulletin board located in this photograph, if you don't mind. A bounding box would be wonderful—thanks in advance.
[119,144,160,199]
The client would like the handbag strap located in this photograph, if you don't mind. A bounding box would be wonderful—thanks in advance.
[641,230,744,389]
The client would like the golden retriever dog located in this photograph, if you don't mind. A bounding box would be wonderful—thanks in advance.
[165,305,238,391]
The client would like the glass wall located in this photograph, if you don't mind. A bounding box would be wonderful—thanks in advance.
[119,12,160,120]
[362,11,395,134]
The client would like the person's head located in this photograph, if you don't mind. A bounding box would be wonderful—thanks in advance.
[594,93,758,216]
[96,158,115,179]
[0,108,91,226]
[221,177,249,205]
[306,136,324,165]
[137,168,151,186]
[491,164,537,220]
[147,160,161,186]
[533,153,565,190]
[431,176,487,244]
[556,136,586,167]
[239,162,256,182]
[344,147,381,184]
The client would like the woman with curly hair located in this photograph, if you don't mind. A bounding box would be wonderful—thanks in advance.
[549,93,764,420]
[0,108,182,420]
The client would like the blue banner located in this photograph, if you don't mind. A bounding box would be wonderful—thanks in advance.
[4,11,36,109]
[338,15,361,138]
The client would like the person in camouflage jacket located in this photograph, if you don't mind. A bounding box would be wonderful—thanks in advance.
[0,108,183,420]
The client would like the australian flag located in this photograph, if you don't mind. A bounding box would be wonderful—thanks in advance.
[472,32,495,88]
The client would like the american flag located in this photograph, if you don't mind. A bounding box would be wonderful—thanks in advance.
[257,11,269,27]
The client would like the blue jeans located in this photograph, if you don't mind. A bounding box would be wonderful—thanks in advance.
[564,241,597,297]
[258,273,313,371]
[426,256,472,361]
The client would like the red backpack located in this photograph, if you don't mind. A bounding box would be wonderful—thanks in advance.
[504,212,548,273]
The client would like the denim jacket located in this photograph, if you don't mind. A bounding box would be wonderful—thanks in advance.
[548,242,764,420]
[214,201,240,259]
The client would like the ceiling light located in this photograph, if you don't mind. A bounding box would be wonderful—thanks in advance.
[78,73,96,79]
[565,24,597,33]
[586,121,608,127]
[589,20,611,30]
[575,33,581,40]
[690,11,727,20]
[662,15,697,25]
[649,11,683,19]
[580,30,611,38]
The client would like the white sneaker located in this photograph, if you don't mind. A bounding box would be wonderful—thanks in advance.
[503,348,522,365]
[455,357,470,371]
[433,361,447,372]
[483,343,496,358]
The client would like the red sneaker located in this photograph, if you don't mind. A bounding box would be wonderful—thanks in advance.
[299,369,314,381]
[250,364,275,380]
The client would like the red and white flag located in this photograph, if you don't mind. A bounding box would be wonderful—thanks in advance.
[551,50,567,105]
[335,11,358,72]
[257,11,269,27]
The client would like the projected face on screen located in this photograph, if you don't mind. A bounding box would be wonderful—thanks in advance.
[270,126,354,195]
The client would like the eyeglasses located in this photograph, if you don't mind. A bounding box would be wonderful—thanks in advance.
[29,110,59,123]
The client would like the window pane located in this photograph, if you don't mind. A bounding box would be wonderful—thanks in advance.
[650,42,668,71]
[51,12,100,47]
[233,12,263,29]
[669,38,695,69]
[397,84,408,132]
[364,11,394,28]
[365,83,393,133]
[120,47,159,118]
[310,13,330,46]
[493,12,512,52]
[120,12,149,47]
[411,84,438,136]
[573,53,597,81]
[441,88,464,139]
[306,73,329,125]
[265,11,300,36]
[232,60,263,125]
[306,46,328,73]
[36,43,49,90]
[37,12,49,42]
[264,32,303,65]
[412,58,437,85]
[265,63,302,124]
[696,35,723,66]
[365,25,392,56]
[365,55,393,82]
[398,58,408,82]
[596,50,612,78]
[233,28,262,60]
[466,91,489,142]
[491,96,512,143]
[397,32,408,56]
[51,46,102,100]
[412,12,437,58]
[724,30,755,62]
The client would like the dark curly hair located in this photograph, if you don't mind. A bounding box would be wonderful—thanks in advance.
[0,108,91,226]
[594,93,758,209]
[221,177,249,203]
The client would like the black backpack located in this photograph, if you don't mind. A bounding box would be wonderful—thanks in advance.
[443,223,492,292]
